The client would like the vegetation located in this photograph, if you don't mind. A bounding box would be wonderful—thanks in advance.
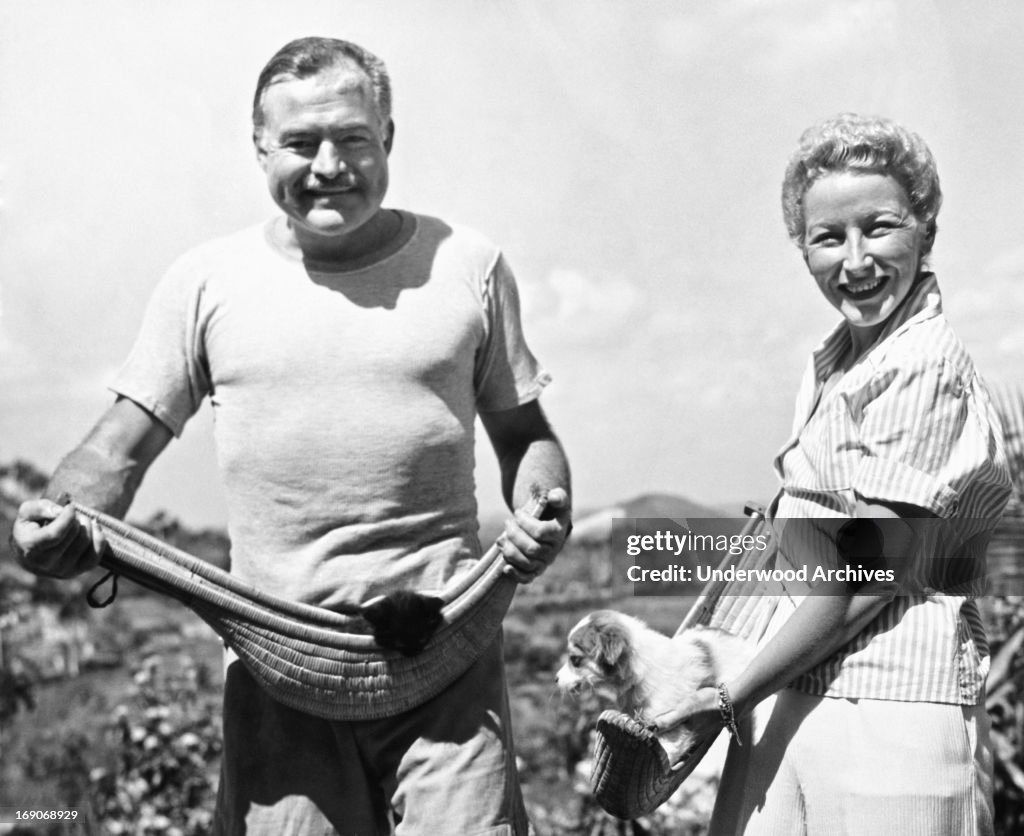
[983,594,1024,835]
[2,460,1023,835]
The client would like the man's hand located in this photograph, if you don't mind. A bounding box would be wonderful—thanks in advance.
[480,400,572,583]
[9,397,173,580]
[500,487,572,583]
[10,498,106,579]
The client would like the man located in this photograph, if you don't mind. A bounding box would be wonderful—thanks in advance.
[12,36,571,835]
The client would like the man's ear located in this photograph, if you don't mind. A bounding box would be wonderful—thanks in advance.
[253,129,269,170]
[384,119,395,154]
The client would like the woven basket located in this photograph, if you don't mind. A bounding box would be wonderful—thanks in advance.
[591,710,721,821]
[75,494,546,721]
[589,504,778,820]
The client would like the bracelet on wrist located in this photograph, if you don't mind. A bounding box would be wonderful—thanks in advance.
[717,681,741,746]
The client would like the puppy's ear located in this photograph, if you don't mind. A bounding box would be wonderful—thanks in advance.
[597,625,628,672]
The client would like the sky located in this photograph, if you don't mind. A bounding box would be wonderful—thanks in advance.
[2,0,1023,528]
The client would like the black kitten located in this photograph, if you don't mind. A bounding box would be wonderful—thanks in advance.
[361,590,445,657]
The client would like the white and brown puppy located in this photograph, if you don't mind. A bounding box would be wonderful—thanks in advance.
[556,610,752,758]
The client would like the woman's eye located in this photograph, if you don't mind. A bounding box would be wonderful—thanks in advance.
[867,222,897,236]
[808,232,840,246]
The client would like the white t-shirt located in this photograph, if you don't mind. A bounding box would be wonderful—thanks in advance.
[111,211,549,609]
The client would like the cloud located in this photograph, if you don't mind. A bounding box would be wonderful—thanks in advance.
[950,246,1024,314]
[983,246,1024,287]
[522,267,646,344]
[0,324,117,407]
[0,329,39,386]
[945,246,1024,382]
[651,0,947,109]
[652,11,718,65]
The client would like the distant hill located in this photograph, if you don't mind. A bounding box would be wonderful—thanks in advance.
[620,492,729,520]
[477,490,729,547]
[566,491,734,546]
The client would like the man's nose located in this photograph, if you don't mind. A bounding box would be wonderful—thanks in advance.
[310,141,345,179]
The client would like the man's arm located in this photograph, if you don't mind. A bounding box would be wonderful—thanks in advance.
[11,397,173,578]
[479,400,572,583]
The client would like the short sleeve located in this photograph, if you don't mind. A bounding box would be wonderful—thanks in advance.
[108,253,212,437]
[473,254,551,412]
[849,357,994,517]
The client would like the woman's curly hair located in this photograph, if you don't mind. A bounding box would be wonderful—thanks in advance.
[781,113,942,250]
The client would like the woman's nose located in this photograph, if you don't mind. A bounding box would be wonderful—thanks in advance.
[841,233,874,276]
[311,141,345,178]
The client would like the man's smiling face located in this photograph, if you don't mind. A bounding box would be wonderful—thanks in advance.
[255,62,392,249]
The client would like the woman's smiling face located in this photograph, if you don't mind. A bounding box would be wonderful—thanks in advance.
[802,171,929,350]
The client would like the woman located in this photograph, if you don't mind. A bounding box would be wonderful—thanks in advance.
[669,114,1012,835]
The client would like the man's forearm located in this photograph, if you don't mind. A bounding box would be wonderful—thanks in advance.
[45,443,146,518]
[502,435,572,512]
[43,398,173,518]
[480,401,572,581]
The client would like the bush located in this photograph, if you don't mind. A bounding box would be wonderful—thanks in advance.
[12,651,224,835]
[984,596,1024,835]
[88,653,222,835]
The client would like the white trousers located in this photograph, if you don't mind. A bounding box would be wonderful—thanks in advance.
[709,689,994,836]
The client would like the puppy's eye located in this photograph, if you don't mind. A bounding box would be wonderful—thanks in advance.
[569,654,584,667]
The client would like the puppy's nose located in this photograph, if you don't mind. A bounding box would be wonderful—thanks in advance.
[556,670,583,696]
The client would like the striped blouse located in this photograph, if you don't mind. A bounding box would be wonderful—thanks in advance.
[770,273,1011,704]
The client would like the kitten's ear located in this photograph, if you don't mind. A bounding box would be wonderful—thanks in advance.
[361,592,444,657]
[597,626,628,671]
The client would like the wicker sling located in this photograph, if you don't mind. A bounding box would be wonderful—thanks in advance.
[76,492,547,721]
[589,504,779,820]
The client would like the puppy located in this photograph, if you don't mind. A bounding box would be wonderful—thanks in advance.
[556,610,752,760]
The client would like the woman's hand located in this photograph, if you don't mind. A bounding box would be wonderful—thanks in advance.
[651,684,723,738]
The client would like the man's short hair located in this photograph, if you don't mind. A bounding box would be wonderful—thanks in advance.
[781,113,942,249]
[252,36,392,133]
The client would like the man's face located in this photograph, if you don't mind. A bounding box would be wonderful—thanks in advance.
[255,63,392,246]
